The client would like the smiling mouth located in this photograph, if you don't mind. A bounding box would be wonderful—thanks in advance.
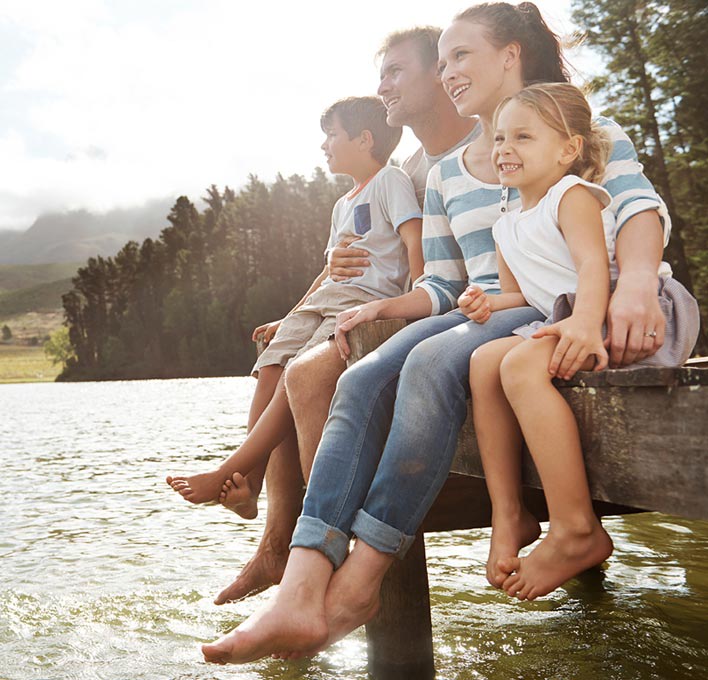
[384,96,400,110]
[499,163,522,173]
[451,84,470,100]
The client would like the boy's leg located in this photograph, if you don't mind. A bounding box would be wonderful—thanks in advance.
[497,338,613,600]
[166,364,284,505]
[469,337,541,587]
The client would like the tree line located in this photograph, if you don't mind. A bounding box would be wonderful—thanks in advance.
[56,171,350,380]
[54,0,706,380]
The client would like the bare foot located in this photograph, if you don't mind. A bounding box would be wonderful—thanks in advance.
[498,522,613,600]
[487,509,541,588]
[219,473,260,520]
[214,538,287,605]
[201,587,328,665]
[165,470,226,504]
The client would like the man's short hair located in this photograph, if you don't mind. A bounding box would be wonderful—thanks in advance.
[376,26,442,69]
[320,96,402,165]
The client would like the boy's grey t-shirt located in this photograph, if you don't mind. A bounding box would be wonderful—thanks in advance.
[322,165,421,299]
[402,123,481,207]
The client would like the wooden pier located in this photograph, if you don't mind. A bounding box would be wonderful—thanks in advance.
[347,320,708,680]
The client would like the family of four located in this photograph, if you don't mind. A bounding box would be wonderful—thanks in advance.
[167,0,700,666]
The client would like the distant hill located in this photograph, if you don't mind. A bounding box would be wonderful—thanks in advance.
[0,277,74,318]
[0,198,175,265]
[0,262,81,293]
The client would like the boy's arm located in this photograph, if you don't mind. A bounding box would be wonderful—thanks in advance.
[398,217,424,281]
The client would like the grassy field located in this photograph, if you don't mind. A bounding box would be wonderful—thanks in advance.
[0,345,62,383]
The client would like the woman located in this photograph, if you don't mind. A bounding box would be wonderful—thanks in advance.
[202,2,670,664]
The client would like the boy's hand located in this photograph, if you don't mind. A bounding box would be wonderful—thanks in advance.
[458,285,491,324]
[329,235,370,282]
[532,316,608,380]
[334,301,381,360]
[252,319,282,344]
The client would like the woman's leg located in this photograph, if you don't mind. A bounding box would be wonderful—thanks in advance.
[166,364,284,506]
[497,338,613,600]
[469,337,541,588]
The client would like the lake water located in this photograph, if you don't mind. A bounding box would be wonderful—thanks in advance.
[1,377,707,680]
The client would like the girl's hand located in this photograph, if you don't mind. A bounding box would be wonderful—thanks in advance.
[532,317,609,380]
[252,319,282,344]
[334,301,382,360]
[458,285,492,324]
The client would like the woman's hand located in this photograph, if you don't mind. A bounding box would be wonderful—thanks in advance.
[458,285,491,323]
[252,319,282,344]
[329,235,370,282]
[606,271,665,367]
[532,316,608,380]
[334,301,382,360]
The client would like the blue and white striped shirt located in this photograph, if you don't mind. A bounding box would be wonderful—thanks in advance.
[414,117,671,315]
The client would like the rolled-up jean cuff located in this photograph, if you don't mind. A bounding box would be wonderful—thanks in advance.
[351,509,416,560]
[290,515,351,569]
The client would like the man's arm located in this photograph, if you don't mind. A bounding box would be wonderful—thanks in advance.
[398,217,424,281]
[608,210,665,367]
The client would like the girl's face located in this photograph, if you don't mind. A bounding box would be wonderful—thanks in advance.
[492,99,577,205]
[437,20,523,120]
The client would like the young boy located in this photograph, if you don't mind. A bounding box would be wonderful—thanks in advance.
[166,96,423,515]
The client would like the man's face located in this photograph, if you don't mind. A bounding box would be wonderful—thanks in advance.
[377,40,440,128]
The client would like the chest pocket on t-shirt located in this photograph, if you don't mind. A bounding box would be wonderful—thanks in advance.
[354,204,372,235]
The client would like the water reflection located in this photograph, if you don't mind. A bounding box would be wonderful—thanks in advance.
[1,378,707,679]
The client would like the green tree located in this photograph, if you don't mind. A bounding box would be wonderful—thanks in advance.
[44,327,75,367]
[1,324,11,341]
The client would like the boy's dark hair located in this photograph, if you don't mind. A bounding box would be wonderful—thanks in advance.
[376,26,442,69]
[320,96,402,165]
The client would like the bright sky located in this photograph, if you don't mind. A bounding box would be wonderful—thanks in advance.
[0,0,600,231]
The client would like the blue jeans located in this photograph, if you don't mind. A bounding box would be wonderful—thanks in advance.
[291,306,545,568]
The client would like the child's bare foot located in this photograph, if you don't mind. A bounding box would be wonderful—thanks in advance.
[201,587,328,664]
[213,538,287,605]
[498,522,613,600]
[219,473,259,520]
[487,509,541,588]
[165,470,226,504]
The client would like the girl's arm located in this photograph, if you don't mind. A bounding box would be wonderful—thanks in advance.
[398,217,424,281]
[532,185,610,379]
[458,246,526,323]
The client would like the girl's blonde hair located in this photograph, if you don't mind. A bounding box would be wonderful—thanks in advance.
[494,82,611,183]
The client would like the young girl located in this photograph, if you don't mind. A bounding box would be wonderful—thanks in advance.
[462,82,700,601]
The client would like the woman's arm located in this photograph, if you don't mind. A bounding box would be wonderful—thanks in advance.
[608,211,664,367]
[532,185,610,379]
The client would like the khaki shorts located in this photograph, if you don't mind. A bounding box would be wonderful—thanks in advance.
[252,284,380,377]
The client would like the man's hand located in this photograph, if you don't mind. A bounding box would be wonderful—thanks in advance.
[252,319,282,345]
[329,235,370,282]
[334,301,382,360]
[458,285,491,323]
[606,271,664,367]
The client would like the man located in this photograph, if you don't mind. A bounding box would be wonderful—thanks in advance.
[213,26,477,605]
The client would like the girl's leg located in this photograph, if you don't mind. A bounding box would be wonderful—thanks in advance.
[167,366,292,505]
[497,338,613,600]
[469,337,541,587]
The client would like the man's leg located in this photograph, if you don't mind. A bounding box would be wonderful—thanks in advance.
[286,340,346,482]
[214,429,303,604]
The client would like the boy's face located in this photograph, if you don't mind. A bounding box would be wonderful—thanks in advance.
[377,39,441,127]
[321,114,362,175]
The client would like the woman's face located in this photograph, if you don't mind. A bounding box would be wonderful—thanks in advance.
[438,20,522,120]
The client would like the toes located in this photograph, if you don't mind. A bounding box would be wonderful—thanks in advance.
[517,582,533,600]
[497,556,520,577]
[502,572,521,596]
[232,472,246,486]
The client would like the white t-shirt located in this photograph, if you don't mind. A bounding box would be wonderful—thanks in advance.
[322,165,421,299]
[492,175,617,318]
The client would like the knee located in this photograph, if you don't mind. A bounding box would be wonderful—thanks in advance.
[469,343,498,393]
[499,342,550,400]
[284,352,321,403]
